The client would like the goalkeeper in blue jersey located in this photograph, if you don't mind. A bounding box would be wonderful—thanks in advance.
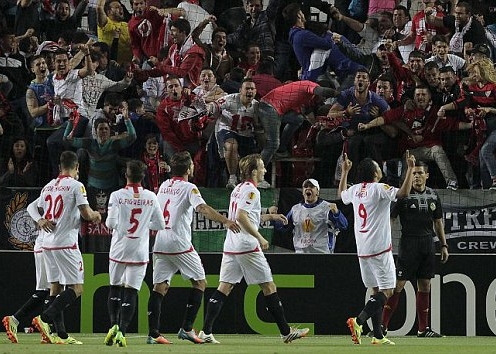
[275,178,348,253]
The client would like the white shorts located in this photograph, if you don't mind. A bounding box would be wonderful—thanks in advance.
[44,248,84,285]
[109,261,147,290]
[152,250,205,285]
[35,251,49,291]
[219,251,273,285]
[359,251,396,290]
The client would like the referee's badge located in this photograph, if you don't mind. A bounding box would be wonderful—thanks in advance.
[430,202,436,211]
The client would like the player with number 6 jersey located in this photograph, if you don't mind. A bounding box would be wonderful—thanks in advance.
[147,151,240,345]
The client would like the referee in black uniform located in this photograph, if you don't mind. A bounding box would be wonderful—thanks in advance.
[382,161,449,337]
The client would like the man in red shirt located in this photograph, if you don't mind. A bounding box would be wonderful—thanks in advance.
[259,80,338,164]
[358,85,472,190]
[156,76,203,175]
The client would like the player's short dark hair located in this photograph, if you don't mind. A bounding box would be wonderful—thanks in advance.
[170,151,192,176]
[60,150,79,169]
[357,158,379,183]
[126,160,146,183]
[239,154,262,182]
[170,18,191,36]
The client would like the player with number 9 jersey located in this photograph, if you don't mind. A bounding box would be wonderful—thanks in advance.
[37,175,90,250]
[341,182,399,257]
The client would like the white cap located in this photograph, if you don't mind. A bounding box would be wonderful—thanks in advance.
[302,178,320,191]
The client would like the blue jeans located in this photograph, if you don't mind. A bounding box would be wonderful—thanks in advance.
[258,102,305,165]
[479,129,496,188]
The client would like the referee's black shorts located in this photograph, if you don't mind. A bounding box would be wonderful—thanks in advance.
[396,237,436,280]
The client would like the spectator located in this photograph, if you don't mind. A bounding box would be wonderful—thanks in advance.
[140,133,170,193]
[0,137,39,187]
[259,80,339,173]
[220,66,244,94]
[284,3,363,87]
[64,103,137,211]
[425,35,466,75]
[466,43,492,64]
[387,49,426,102]
[328,68,390,182]
[396,0,446,54]
[45,45,93,177]
[423,61,443,105]
[359,85,473,190]
[330,7,394,55]
[0,91,25,169]
[40,0,88,42]
[128,0,184,66]
[208,78,260,189]
[134,18,205,88]
[438,58,496,189]
[0,28,31,128]
[26,54,54,128]
[386,5,414,63]
[251,57,282,99]
[155,76,204,178]
[237,42,261,74]
[425,1,490,55]
[192,67,226,103]
[96,0,132,63]
[226,0,280,60]
[192,18,234,84]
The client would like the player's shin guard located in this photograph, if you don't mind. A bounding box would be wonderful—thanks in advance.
[182,288,203,331]
[357,292,387,325]
[42,288,77,323]
[119,288,137,335]
[108,285,122,325]
[147,291,164,338]
[202,290,227,335]
[265,292,291,335]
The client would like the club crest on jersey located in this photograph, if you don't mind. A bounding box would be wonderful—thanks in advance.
[192,188,200,195]
[248,192,256,200]
[430,202,436,211]
[4,192,37,250]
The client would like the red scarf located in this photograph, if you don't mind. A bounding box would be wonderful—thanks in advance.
[142,151,163,192]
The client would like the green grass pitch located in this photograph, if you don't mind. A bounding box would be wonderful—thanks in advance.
[1,333,495,354]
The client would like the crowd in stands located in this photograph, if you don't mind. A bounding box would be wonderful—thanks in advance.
[1,0,496,210]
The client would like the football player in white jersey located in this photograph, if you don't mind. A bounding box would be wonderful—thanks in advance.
[104,160,166,347]
[147,151,240,345]
[338,151,415,346]
[32,151,101,345]
[2,198,52,344]
[198,154,310,344]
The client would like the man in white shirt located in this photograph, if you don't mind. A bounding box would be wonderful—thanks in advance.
[104,160,165,347]
[338,151,415,346]
[31,151,101,345]
[198,154,309,344]
[147,151,240,345]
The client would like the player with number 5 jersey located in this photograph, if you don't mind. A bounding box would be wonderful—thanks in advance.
[338,151,416,346]
[104,160,165,347]
[147,151,240,345]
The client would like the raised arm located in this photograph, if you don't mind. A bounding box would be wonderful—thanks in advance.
[196,203,241,233]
